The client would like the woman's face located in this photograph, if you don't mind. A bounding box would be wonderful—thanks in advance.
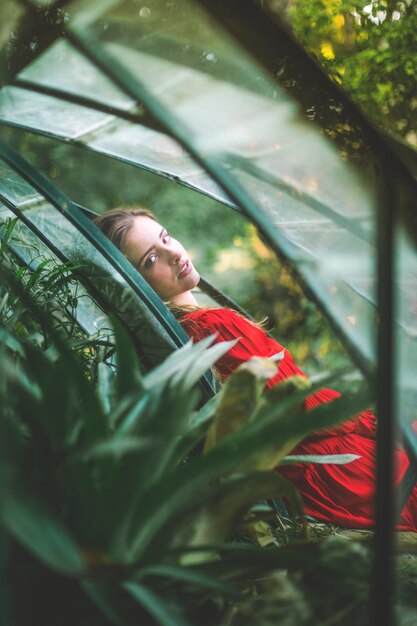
[123,216,200,304]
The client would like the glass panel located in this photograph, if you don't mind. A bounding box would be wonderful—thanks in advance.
[19,38,134,110]
[67,0,275,97]
[0,86,232,206]
[89,119,231,204]
[0,86,113,140]
[226,161,376,363]
[0,160,42,206]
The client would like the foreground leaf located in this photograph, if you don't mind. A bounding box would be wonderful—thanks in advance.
[204,357,278,452]
[1,486,85,576]
[123,581,191,626]
[82,580,129,626]
[135,564,241,597]
[116,382,372,562]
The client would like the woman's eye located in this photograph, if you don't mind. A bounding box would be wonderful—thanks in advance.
[144,254,157,269]
[162,233,171,244]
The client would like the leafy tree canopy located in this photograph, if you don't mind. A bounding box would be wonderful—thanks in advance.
[279,0,417,148]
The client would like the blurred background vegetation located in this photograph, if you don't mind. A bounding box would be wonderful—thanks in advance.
[279,0,417,149]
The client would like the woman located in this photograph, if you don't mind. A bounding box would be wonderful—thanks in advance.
[94,207,417,532]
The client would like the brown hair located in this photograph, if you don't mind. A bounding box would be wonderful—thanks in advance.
[93,207,156,253]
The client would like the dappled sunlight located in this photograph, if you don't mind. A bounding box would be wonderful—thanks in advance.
[213,247,255,273]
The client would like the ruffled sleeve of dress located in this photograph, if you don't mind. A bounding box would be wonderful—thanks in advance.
[180,307,375,438]
[180,307,289,382]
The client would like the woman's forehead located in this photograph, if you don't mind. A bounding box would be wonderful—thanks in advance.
[129,215,162,243]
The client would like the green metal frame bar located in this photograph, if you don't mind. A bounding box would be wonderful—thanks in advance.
[10,77,165,132]
[0,115,238,212]
[371,158,396,626]
[0,139,217,397]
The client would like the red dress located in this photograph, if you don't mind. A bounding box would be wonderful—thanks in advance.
[181,308,417,531]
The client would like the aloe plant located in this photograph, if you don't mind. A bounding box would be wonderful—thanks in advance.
[0,233,374,626]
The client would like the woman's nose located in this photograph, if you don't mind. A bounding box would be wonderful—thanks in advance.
[167,244,181,265]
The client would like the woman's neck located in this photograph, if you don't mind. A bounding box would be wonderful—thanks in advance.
[169,290,199,307]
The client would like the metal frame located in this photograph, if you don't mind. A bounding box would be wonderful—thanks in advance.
[371,155,396,626]
[4,3,417,624]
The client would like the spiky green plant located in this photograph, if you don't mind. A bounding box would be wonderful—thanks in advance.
[0,255,375,626]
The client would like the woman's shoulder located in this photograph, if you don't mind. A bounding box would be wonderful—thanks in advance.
[180,307,250,328]
[180,307,265,344]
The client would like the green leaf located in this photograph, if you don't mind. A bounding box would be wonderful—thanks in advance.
[112,315,143,400]
[135,564,241,597]
[114,391,159,436]
[150,471,302,555]
[1,487,85,576]
[282,453,361,464]
[163,394,221,467]
[143,336,235,391]
[189,393,220,428]
[97,361,115,415]
[82,581,129,626]
[204,357,278,451]
[79,436,154,461]
[176,339,239,391]
[0,217,18,255]
[123,581,191,626]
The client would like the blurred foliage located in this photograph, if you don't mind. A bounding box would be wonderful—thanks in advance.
[238,225,350,372]
[278,0,417,148]
[2,1,67,79]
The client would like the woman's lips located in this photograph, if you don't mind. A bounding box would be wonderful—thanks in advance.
[178,260,192,279]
